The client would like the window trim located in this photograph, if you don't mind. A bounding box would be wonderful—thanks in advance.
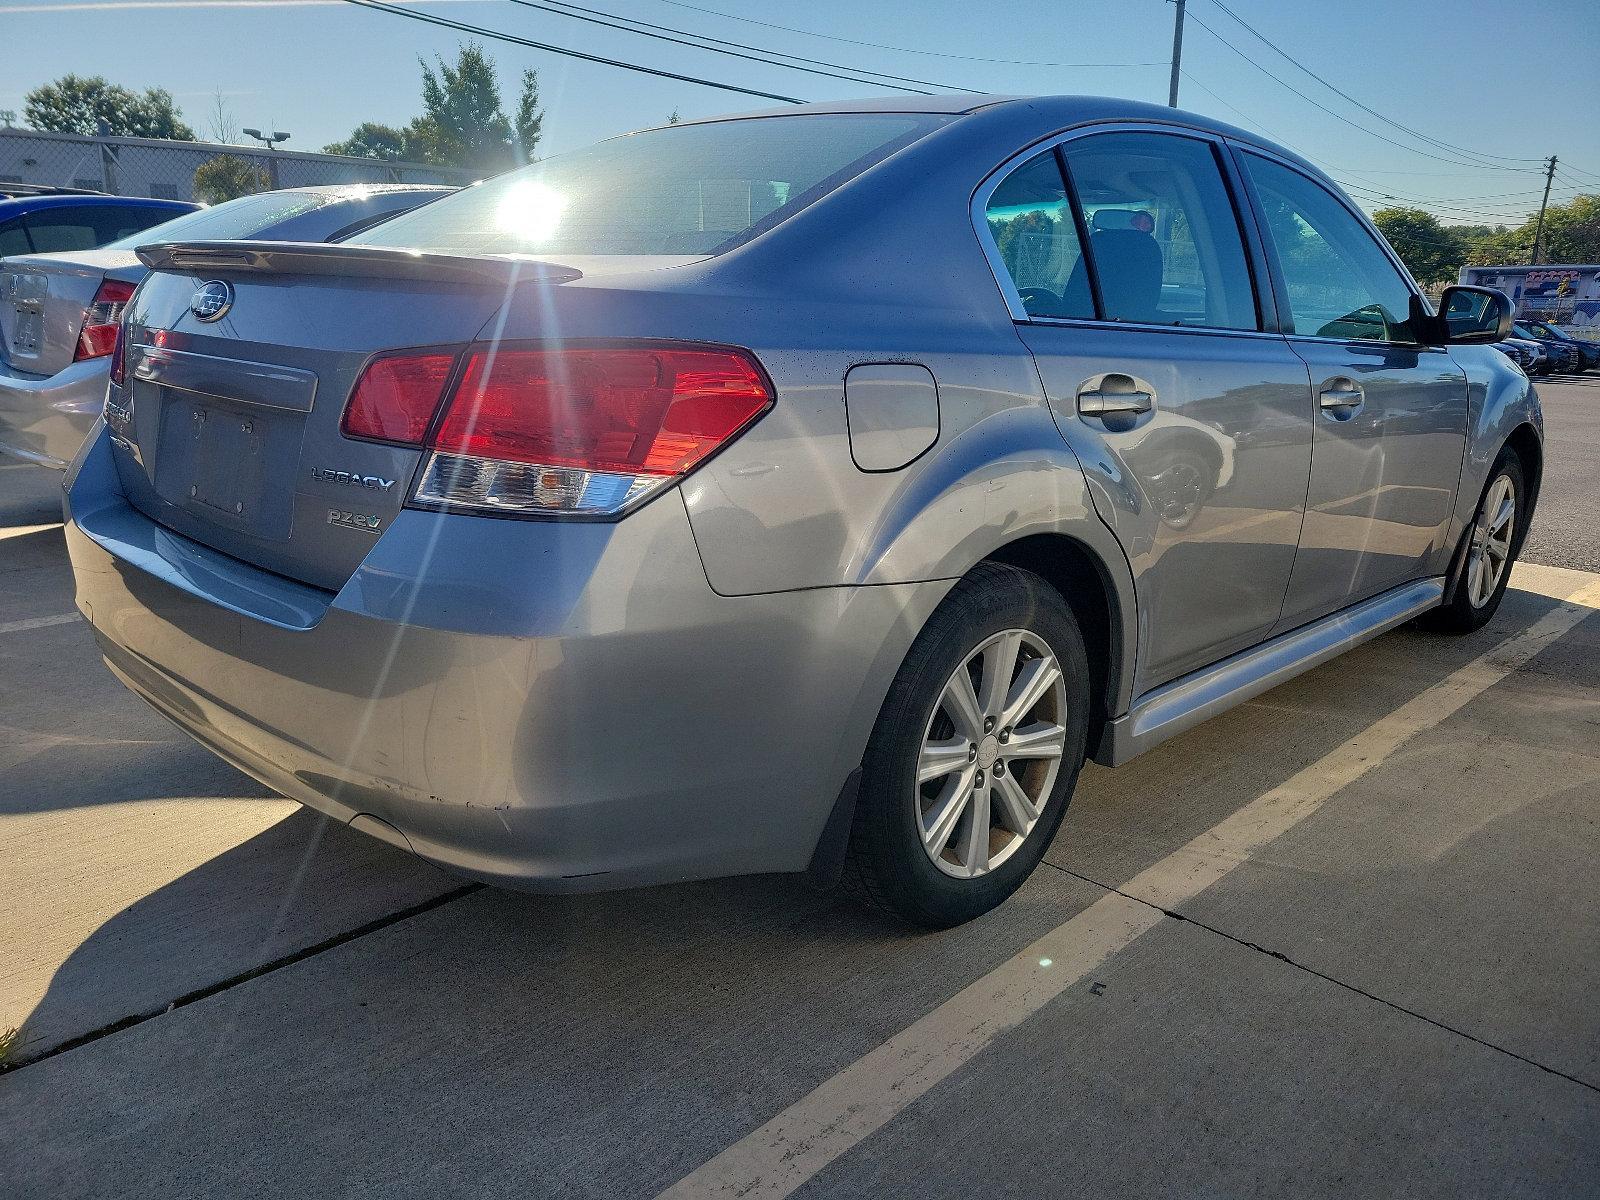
[1225,141,1442,352]
[970,120,1279,337]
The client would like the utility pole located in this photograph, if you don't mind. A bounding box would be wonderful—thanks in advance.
[1530,154,1557,265]
[1168,0,1187,108]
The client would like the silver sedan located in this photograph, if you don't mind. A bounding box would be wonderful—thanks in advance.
[63,96,1538,926]
[0,184,453,468]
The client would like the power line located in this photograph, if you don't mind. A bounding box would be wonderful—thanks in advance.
[1183,9,1537,174]
[334,0,805,103]
[1200,0,1545,168]
[646,0,1168,70]
[514,0,958,94]
[1181,68,1536,224]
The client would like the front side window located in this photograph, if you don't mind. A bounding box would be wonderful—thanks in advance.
[1061,131,1259,330]
[1242,153,1420,343]
[983,150,1093,320]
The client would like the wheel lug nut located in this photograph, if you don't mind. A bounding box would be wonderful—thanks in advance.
[984,716,995,733]
[968,745,978,762]
[994,761,1005,776]
[974,770,985,787]
[999,728,1010,744]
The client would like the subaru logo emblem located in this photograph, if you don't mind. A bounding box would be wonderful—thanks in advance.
[189,280,233,323]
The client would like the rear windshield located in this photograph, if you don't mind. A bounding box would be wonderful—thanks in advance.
[353,113,948,257]
[103,190,336,249]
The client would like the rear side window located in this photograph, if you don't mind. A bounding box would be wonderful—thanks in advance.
[354,113,949,257]
[1060,131,1258,330]
[0,218,28,256]
[23,211,99,253]
[983,150,1094,320]
[1242,153,1420,344]
[93,205,178,243]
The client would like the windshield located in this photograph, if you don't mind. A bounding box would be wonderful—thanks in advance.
[103,190,336,249]
[354,113,948,257]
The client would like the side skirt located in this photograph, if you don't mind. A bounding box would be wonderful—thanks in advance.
[1091,577,1445,767]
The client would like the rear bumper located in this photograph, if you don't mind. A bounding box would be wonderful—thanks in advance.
[64,426,945,891]
[0,355,107,468]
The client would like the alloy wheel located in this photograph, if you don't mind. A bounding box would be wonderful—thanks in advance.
[915,629,1069,879]
[1467,473,1516,609]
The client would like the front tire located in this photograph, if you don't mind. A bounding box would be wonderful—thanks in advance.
[845,563,1090,927]
[1424,448,1525,634]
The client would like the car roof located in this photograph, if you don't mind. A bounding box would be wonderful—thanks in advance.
[0,193,196,218]
[664,94,1323,183]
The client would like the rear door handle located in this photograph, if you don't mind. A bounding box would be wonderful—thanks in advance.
[1078,378,1155,417]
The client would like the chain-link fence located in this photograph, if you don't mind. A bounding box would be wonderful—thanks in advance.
[0,127,474,201]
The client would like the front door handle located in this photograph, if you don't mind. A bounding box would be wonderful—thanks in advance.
[1078,376,1155,417]
[1318,380,1364,411]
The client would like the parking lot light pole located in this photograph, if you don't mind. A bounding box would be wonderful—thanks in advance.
[1531,155,1557,265]
[1168,0,1186,107]
[242,128,290,189]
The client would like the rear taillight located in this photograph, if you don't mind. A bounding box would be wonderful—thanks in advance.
[343,352,457,444]
[342,343,772,517]
[108,318,128,388]
[75,279,137,362]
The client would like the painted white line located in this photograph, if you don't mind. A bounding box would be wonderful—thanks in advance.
[0,613,79,635]
[0,522,62,542]
[661,572,1600,1200]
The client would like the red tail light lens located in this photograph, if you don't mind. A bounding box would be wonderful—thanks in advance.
[342,352,458,444]
[414,345,772,516]
[75,279,137,362]
[108,318,128,388]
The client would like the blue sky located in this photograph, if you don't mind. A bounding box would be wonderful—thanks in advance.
[5,0,1598,225]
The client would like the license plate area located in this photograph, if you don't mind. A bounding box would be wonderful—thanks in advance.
[189,404,264,516]
[9,306,42,356]
[149,387,296,541]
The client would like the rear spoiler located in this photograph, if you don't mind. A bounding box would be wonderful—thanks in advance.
[134,240,583,286]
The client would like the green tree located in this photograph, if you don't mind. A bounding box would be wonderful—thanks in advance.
[1538,194,1600,264]
[406,44,505,168]
[24,74,196,140]
[1460,225,1529,268]
[405,43,530,172]
[323,122,409,161]
[192,155,270,204]
[1371,207,1463,286]
[512,69,543,165]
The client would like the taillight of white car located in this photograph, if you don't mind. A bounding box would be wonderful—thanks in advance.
[75,279,137,362]
[341,342,774,517]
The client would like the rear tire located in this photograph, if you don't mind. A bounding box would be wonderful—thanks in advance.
[844,562,1090,927]
[1424,448,1525,634]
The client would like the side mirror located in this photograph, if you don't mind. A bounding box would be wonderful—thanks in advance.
[1430,285,1513,345]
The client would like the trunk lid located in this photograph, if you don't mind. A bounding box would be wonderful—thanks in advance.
[1,249,139,376]
[108,241,582,592]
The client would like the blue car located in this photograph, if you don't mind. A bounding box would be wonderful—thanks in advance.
[0,192,197,259]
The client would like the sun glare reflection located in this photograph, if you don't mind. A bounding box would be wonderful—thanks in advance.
[496,180,567,246]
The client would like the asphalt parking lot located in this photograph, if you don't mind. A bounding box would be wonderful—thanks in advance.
[3,378,1598,1198]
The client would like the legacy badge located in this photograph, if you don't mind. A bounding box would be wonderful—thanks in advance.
[311,466,395,491]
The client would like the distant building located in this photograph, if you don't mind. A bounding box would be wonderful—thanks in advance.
[1458,263,1600,343]
[0,126,472,202]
